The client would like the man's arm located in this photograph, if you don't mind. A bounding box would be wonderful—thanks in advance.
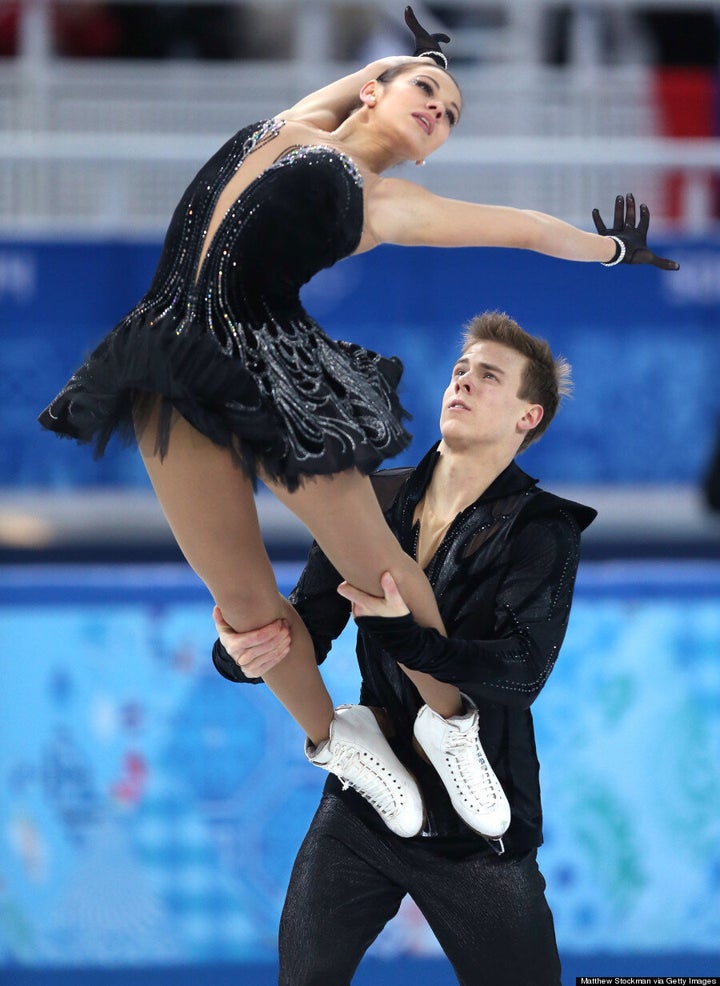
[212,540,352,684]
[352,512,584,710]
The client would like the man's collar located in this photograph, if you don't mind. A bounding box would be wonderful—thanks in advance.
[408,442,538,507]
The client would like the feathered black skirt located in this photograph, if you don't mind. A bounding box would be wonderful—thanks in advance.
[38,307,412,491]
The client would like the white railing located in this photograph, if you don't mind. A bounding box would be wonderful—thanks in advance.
[2,130,718,234]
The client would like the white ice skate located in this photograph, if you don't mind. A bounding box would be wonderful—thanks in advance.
[306,704,424,838]
[413,697,511,839]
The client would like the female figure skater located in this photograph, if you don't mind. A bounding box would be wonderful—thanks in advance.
[39,8,677,840]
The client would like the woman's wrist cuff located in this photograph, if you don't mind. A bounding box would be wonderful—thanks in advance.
[601,235,626,267]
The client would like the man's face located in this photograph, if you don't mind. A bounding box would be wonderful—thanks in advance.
[439,341,538,453]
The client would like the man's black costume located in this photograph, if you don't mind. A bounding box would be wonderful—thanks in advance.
[214,444,595,984]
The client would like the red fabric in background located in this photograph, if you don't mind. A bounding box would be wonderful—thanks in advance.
[652,68,720,220]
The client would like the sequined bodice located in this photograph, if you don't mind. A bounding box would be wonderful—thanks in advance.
[39,119,411,489]
[139,120,364,353]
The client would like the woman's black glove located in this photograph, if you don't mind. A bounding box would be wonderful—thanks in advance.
[592,192,680,270]
[404,5,450,69]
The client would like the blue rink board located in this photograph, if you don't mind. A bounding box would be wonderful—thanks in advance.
[4,236,720,489]
[1,561,720,983]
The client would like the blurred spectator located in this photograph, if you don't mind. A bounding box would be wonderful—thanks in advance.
[0,1,20,56]
[541,3,720,68]
[53,2,122,58]
[351,8,407,63]
[639,7,720,67]
[1,1,250,61]
[703,420,720,512]
[541,4,636,65]
[105,3,163,58]
[108,3,246,60]
[639,6,720,223]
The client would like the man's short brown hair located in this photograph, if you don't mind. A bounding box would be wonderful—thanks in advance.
[462,311,572,452]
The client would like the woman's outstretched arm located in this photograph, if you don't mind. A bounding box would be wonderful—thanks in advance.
[366,180,679,269]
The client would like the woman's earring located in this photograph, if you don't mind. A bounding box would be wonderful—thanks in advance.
[416,160,426,167]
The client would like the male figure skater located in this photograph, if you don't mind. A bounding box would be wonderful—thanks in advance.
[213,310,596,985]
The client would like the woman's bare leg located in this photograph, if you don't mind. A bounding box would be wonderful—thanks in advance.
[263,468,463,719]
[136,405,333,744]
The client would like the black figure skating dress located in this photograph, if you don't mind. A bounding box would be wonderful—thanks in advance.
[38,119,411,490]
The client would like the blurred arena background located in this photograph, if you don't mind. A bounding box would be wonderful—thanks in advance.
[1,1,719,984]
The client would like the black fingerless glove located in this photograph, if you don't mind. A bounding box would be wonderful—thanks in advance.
[404,5,451,69]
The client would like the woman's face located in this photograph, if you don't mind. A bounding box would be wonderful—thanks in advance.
[377,65,462,160]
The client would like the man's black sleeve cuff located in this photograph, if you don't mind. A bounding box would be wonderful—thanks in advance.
[355,613,441,670]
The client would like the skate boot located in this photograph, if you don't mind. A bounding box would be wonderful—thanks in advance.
[413,696,510,839]
[306,704,424,838]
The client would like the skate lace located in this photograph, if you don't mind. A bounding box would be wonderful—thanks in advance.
[445,731,501,809]
[334,746,399,818]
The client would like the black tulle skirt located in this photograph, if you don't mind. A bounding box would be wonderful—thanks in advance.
[38,307,412,491]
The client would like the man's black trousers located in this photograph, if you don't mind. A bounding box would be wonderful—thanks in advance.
[279,793,562,986]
